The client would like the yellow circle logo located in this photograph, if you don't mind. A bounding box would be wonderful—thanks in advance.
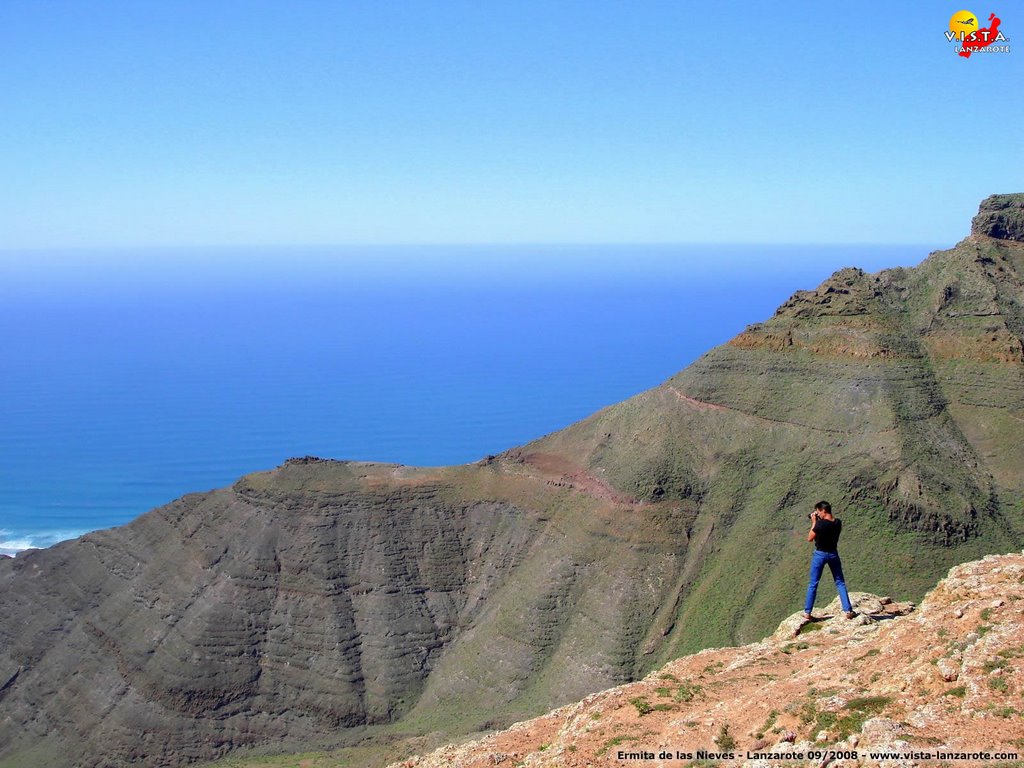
[950,10,979,37]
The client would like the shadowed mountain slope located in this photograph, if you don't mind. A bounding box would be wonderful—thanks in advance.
[1,195,1023,767]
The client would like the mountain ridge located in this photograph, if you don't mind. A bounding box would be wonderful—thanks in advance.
[1,195,1023,767]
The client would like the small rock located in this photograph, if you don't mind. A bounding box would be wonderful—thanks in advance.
[772,612,811,642]
[821,695,846,711]
[937,658,960,682]
[780,730,797,743]
[860,717,903,742]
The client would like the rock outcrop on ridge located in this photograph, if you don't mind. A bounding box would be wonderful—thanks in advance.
[973,193,1024,242]
[392,552,1024,768]
[1,196,1023,767]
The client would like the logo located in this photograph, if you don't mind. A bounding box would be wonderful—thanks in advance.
[945,10,1010,57]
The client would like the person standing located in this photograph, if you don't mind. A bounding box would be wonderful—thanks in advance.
[803,501,855,620]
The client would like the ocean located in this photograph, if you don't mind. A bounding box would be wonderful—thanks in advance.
[0,244,933,555]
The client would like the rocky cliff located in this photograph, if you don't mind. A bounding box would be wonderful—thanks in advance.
[1,196,1023,767]
[391,552,1024,768]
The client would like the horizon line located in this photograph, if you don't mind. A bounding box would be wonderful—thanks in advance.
[0,240,946,253]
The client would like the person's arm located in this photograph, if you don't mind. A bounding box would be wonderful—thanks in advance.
[807,512,817,542]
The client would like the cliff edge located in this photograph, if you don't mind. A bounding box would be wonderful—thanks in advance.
[393,552,1024,768]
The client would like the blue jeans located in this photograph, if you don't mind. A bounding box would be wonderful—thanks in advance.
[804,549,852,613]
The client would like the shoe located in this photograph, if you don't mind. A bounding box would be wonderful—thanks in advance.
[803,612,814,620]
[845,611,856,619]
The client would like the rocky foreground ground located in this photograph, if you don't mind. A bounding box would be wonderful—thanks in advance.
[391,552,1024,767]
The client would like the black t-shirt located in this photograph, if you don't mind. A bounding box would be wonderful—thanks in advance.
[813,517,842,552]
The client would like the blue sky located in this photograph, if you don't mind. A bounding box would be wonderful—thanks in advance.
[1,2,1021,247]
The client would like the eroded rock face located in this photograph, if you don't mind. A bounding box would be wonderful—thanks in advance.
[1,197,1023,767]
[0,461,702,767]
[972,193,1024,241]
[390,552,1024,768]
[0,472,545,766]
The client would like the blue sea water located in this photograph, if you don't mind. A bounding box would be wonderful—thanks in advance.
[0,244,934,555]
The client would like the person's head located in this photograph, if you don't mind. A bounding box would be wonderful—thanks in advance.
[814,500,832,518]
